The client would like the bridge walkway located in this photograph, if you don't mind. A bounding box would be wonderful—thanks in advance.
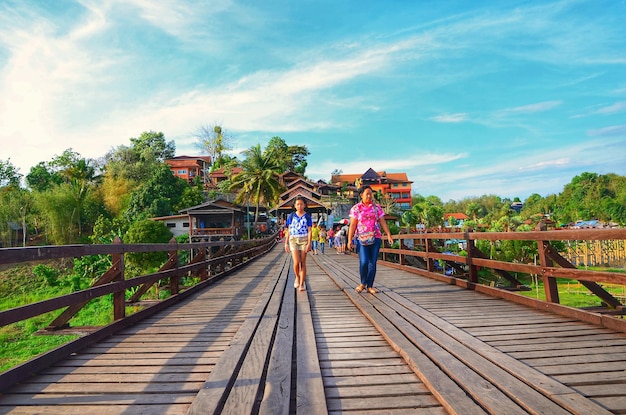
[0,245,624,414]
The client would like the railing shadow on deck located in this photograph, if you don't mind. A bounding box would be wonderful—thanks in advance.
[0,233,277,391]
[377,222,626,334]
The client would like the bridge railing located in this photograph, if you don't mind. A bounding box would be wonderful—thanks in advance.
[0,234,277,331]
[0,234,277,389]
[379,224,626,330]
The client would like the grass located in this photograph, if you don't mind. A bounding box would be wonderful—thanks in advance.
[519,279,626,308]
[0,260,157,373]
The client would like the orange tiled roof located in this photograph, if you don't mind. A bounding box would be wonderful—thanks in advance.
[444,213,469,220]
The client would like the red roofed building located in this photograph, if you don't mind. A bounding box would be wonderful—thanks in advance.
[207,167,243,190]
[165,155,212,186]
[331,168,413,209]
[444,213,469,221]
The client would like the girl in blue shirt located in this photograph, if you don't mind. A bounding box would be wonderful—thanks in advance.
[284,197,312,291]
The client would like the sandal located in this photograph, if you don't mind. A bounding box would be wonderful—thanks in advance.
[299,284,306,291]
[367,287,379,294]
[355,284,365,293]
[294,281,299,289]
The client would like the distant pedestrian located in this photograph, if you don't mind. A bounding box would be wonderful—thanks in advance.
[347,185,393,294]
[327,227,335,248]
[318,224,327,254]
[311,222,319,255]
[340,224,349,254]
[334,227,343,254]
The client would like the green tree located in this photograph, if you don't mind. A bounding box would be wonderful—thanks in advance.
[124,219,173,271]
[176,183,205,212]
[265,136,309,175]
[424,204,444,229]
[34,184,81,244]
[125,164,189,220]
[195,124,233,170]
[465,202,483,221]
[0,159,22,187]
[0,186,31,247]
[27,150,102,244]
[26,162,62,192]
[230,144,284,224]
[105,131,175,182]
[411,194,443,229]
[401,210,415,232]
[555,172,626,224]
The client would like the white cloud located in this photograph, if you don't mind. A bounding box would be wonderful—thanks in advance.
[430,113,468,123]
[501,100,562,114]
[587,125,626,137]
[518,158,570,172]
[595,101,626,115]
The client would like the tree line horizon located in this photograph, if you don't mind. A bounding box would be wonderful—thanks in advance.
[1,128,625,248]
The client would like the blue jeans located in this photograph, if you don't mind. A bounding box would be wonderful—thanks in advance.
[357,238,382,288]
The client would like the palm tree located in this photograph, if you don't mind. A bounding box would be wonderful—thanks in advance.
[229,144,284,225]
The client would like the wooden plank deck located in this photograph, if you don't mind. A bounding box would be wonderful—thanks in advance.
[1,246,625,414]
[314,251,626,415]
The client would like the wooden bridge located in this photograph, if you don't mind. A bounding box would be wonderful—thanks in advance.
[1,244,626,414]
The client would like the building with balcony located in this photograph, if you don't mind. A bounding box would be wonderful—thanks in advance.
[165,155,212,186]
[331,168,413,210]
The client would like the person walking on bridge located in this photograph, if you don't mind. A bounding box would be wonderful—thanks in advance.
[348,185,393,294]
[284,196,312,291]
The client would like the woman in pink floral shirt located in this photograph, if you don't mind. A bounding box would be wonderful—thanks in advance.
[347,186,393,294]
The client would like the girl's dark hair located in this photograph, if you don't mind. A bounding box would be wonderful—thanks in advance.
[293,196,308,208]
[358,185,372,195]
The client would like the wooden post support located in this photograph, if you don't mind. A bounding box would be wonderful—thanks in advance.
[536,222,560,304]
[127,238,179,303]
[189,247,208,281]
[465,231,478,284]
[112,236,126,321]
[167,238,180,295]
[46,237,126,329]
[425,237,435,273]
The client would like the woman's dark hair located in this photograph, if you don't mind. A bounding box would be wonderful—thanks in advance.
[293,196,308,208]
[358,185,372,195]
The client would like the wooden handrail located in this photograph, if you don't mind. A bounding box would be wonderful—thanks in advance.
[379,224,626,309]
[0,234,277,330]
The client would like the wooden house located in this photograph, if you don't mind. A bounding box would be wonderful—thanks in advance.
[331,168,413,210]
[178,199,246,241]
[165,155,212,186]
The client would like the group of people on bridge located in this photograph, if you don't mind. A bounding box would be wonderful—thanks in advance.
[283,185,393,294]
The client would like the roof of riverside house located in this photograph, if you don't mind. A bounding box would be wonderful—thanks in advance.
[331,169,412,185]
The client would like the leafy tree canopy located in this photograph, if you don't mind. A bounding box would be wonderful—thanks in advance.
[105,131,175,182]
[125,164,190,220]
[230,143,284,222]
[265,136,309,175]
[0,158,22,188]
[124,219,173,271]
[194,124,234,170]
[25,149,98,192]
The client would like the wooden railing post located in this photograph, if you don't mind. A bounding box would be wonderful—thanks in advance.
[167,238,180,295]
[465,231,478,284]
[425,237,436,273]
[46,236,126,329]
[189,247,208,281]
[536,222,560,303]
[112,236,126,321]
[128,238,179,303]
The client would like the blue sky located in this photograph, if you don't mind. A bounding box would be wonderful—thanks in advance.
[1,0,625,202]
